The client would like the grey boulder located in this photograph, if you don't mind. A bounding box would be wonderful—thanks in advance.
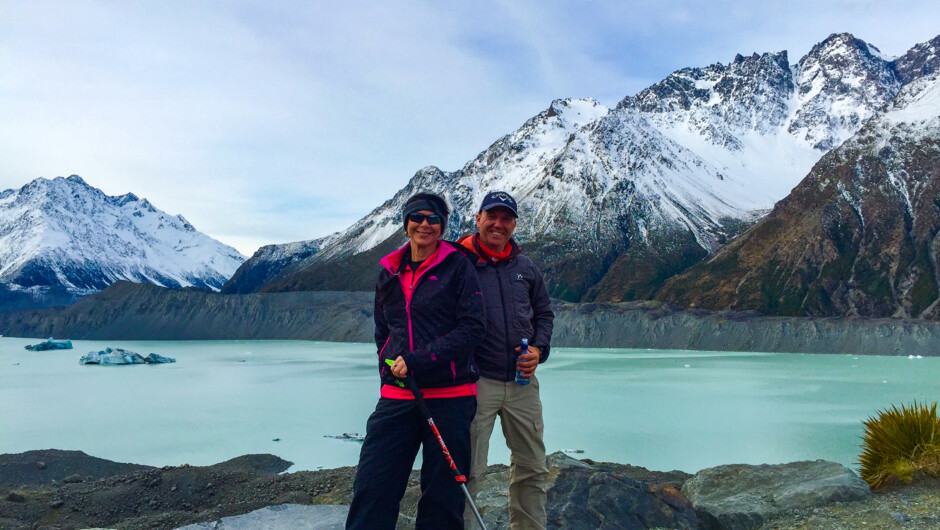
[547,465,697,529]
[681,460,870,530]
[463,452,697,530]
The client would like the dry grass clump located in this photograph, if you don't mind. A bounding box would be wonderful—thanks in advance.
[859,402,940,489]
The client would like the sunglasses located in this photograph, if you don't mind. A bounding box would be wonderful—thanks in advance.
[407,212,443,225]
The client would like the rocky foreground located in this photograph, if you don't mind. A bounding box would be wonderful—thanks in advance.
[2,449,939,529]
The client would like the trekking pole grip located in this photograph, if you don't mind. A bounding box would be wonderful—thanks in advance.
[385,359,433,420]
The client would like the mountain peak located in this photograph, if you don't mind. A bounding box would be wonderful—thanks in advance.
[0,176,246,310]
[790,33,901,150]
[525,98,609,132]
[113,193,140,206]
[801,32,888,70]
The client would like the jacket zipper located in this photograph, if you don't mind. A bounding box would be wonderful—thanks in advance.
[401,258,437,365]
[405,298,414,353]
[494,263,515,381]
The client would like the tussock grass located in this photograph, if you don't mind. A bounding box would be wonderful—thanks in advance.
[859,402,940,489]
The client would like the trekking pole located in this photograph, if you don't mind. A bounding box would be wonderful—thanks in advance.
[385,359,487,530]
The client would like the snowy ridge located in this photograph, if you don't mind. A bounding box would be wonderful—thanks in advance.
[657,63,940,317]
[829,70,940,220]
[305,33,913,263]
[882,71,940,130]
[311,98,628,262]
[249,237,328,263]
[0,175,245,299]
[241,33,940,302]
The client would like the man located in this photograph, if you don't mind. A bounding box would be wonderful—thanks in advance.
[458,191,554,529]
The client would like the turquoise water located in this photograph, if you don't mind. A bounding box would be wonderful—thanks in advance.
[1,337,937,473]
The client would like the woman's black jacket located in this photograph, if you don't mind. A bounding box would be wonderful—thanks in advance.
[374,241,485,389]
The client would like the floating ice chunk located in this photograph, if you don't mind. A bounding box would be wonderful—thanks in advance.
[79,347,175,365]
[25,338,72,351]
[144,353,176,364]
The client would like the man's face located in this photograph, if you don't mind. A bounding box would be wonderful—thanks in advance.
[475,207,517,253]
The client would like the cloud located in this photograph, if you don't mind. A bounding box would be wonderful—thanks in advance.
[1,0,939,255]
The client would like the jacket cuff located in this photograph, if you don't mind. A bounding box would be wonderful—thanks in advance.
[537,344,550,363]
[401,352,420,374]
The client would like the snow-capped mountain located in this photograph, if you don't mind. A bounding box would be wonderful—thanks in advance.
[221,237,326,294]
[657,57,940,318]
[0,175,246,310]
[230,33,938,303]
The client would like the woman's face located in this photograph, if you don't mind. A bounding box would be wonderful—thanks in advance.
[406,209,443,248]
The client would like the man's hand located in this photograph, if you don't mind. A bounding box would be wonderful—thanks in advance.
[514,345,540,377]
[390,355,408,378]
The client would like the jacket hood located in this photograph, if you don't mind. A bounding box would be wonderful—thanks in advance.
[380,240,460,274]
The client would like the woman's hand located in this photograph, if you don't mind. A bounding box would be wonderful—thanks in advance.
[391,355,408,378]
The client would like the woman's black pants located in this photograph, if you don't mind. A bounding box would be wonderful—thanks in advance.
[345,395,476,530]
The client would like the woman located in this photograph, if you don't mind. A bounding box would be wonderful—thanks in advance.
[346,192,485,530]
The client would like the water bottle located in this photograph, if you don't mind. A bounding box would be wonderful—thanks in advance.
[515,338,530,386]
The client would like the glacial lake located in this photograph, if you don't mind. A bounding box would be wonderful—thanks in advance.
[1,337,938,474]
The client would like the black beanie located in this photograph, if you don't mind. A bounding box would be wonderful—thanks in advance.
[402,192,449,233]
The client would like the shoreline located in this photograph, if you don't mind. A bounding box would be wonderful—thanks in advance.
[1,283,939,356]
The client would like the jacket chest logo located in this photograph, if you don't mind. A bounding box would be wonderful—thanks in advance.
[516,273,524,281]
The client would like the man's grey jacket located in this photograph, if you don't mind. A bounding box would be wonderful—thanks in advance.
[456,235,554,382]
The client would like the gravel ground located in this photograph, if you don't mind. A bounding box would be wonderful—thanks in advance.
[761,476,940,529]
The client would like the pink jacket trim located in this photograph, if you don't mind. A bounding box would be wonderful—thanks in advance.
[380,383,477,400]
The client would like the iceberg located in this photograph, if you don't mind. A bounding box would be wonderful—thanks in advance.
[24,337,73,351]
[79,347,176,365]
[144,353,176,364]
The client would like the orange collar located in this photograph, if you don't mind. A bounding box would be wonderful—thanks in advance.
[461,234,512,262]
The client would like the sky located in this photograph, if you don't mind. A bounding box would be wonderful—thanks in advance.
[2,1,939,256]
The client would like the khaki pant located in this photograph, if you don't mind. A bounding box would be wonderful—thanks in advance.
[466,376,549,529]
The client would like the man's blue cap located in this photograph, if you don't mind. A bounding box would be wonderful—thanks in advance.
[479,191,518,218]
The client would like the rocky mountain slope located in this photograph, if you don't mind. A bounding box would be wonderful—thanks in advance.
[0,281,373,341]
[4,282,940,356]
[221,237,325,294]
[226,33,921,303]
[657,38,940,318]
[0,175,245,310]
